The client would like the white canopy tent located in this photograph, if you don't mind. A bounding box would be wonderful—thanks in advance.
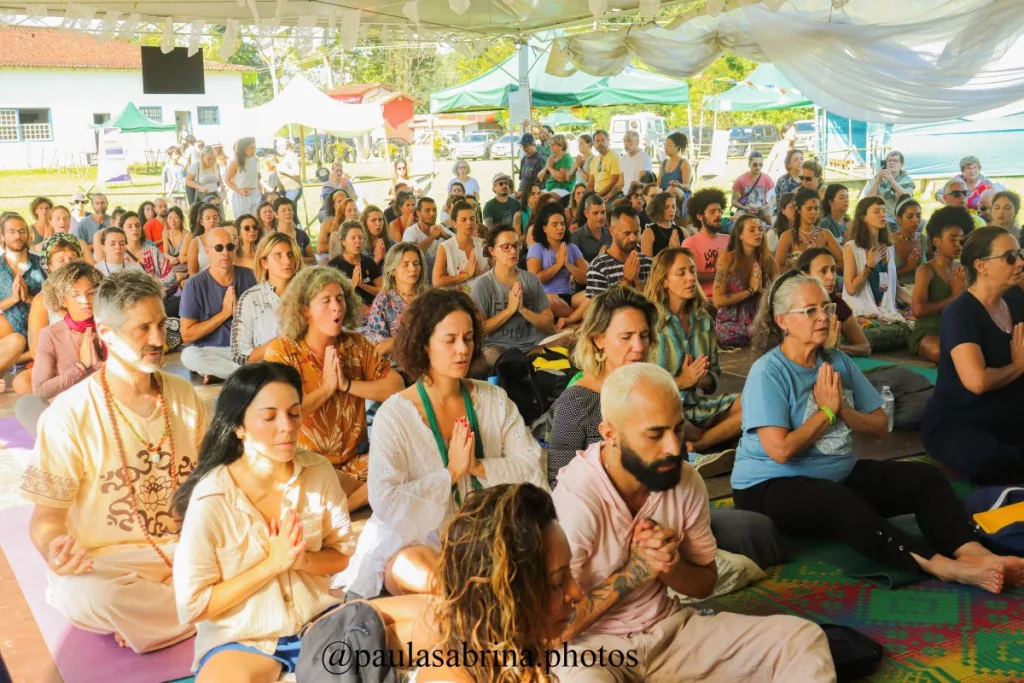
[236,74,384,140]
[554,0,1024,124]
[7,0,1024,124]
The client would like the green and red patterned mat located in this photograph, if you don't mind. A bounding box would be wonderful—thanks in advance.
[710,458,1024,682]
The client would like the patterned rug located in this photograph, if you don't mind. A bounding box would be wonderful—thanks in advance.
[710,459,1024,682]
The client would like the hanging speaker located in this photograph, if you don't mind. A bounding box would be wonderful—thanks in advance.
[140,46,206,95]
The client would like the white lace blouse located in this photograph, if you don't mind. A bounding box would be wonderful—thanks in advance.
[336,379,546,597]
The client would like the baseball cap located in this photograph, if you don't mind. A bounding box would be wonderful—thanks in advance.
[520,133,537,147]
[492,172,512,186]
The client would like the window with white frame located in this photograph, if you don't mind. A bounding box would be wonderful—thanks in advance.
[0,108,52,141]
[197,106,220,125]
[140,106,162,122]
[0,110,17,141]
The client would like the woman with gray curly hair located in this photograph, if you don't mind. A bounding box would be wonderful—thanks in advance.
[264,266,403,511]
[14,261,104,433]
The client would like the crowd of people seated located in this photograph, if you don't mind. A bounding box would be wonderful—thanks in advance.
[5,129,1024,682]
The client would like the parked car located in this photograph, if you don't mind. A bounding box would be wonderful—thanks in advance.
[450,132,495,160]
[490,133,521,159]
[727,125,780,157]
[610,113,668,159]
[792,119,818,153]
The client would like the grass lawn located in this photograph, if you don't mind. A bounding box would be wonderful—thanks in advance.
[0,167,164,220]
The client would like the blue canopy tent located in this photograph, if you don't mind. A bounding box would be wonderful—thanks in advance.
[876,114,1024,177]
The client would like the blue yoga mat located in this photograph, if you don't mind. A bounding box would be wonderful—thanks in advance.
[850,357,937,384]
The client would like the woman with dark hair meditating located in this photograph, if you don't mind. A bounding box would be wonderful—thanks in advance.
[732,271,1024,593]
[173,362,438,683]
[797,247,871,357]
[908,207,970,363]
[922,226,1024,484]
[712,214,779,347]
[340,288,545,600]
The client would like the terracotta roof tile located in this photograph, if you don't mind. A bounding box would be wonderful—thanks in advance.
[326,83,385,97]
[0,26,252,72]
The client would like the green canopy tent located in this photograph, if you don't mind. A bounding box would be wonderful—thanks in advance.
[106,102,177,132]
[542,110,591,128]
[701,64,811,113]
[430,39,690,113]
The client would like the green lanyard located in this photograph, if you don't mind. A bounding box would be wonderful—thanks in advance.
[416,378,484,506]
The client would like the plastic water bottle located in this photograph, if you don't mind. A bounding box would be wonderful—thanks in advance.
[880,386,895,432]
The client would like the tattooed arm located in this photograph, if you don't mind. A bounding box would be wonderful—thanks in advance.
[557,534,660,644]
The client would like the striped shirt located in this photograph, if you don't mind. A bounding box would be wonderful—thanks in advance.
[585,251,653,298]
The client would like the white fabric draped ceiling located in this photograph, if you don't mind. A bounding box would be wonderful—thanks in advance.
[559,0,1024,123]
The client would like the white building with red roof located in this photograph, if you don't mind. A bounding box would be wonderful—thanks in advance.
[0,25,251,170]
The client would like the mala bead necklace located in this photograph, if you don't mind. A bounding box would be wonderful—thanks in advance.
[99,367,178,569]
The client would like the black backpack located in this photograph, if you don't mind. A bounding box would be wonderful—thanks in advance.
[823,624,883,681]
[493,349,547,424]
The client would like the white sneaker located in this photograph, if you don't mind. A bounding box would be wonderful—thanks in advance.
[693,449,736,479]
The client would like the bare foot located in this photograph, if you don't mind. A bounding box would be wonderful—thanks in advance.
[114,632,128,648]
[936,555,1005,593]
[963,554,1024,587]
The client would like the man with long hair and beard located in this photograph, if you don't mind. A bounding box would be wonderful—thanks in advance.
[20,270,208,653]
[550,363,836,682]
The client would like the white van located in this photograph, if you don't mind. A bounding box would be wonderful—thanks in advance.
[609,113,668,159]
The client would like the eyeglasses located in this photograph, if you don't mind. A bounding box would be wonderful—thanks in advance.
[946,190,969,198]
[979,248,1024,266]
[751,163,763,169]
[242,224,259,231]
[496,243,522,253]
[212,243,237,253]
[785,302,837,320]
[799,176,815,182]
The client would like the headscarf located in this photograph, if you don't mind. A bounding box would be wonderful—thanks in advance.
[39,233,83,274]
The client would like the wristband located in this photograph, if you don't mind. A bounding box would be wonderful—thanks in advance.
[819,406,837,424]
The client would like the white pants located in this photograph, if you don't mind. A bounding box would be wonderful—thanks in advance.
[47,543,194,653]
[180,345,238,380]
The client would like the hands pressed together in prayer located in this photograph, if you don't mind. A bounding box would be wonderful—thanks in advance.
[630,519,680,581]
[266,508,308,575]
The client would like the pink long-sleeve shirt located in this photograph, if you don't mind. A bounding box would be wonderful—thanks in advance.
[32,321,101,400]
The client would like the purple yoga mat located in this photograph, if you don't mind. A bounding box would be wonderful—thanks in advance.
[0,505,195,683]
[0,416,34,450]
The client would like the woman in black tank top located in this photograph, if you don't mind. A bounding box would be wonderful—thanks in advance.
[641,190,686,257]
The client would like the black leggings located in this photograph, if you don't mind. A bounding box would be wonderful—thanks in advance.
[733,460,977,574]
[923,411,1024,485]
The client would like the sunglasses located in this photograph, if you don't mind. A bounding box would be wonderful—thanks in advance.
[799,175,815,182]
[979,248,1024,266]
[786,302,837,320]
[212,243,237,253]
[946,190,969,198]
[496,243,522,253]
[242,224,259,231]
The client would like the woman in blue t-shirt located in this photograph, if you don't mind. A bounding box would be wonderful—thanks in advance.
[922,226,1024,485]
[732,271,1022,593]
[526,203,588,321]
